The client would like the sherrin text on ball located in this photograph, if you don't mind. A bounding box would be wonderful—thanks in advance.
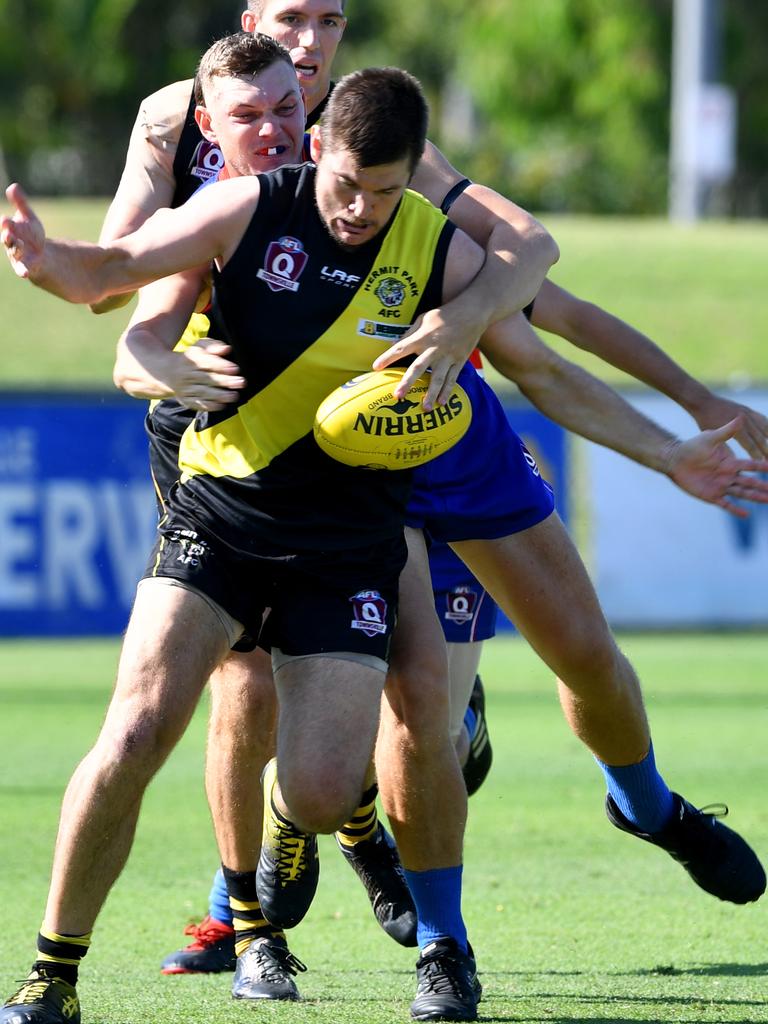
[314,368,472,470]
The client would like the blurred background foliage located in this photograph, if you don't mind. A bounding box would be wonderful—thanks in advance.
[1,0,766,214]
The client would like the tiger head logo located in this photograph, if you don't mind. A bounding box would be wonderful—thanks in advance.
[375,277,406,308]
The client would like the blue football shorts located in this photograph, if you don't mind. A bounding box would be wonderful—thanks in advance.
[428,539,498,643]
[406,363,555,541]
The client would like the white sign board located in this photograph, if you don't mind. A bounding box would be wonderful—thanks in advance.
[584,389,768,627]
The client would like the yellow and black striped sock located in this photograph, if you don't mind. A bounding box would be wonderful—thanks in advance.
[34,927,91,986]
[222,866,283,957]
[336,783,379,848]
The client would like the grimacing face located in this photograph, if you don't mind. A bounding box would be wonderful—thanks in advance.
[311,132,412,249]
[241,0,346,114]
[195,61,305,178]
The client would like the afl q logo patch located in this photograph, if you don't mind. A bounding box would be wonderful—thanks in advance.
[445,586,478,625]
[257,236,309,293]
[374,277,406,308]
[350,590,388,637]
[191,141,225,182]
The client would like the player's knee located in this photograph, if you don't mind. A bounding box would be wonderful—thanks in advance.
[559,628,628,695]
[280,771,358,834]
[95,711,176,784]
[98,679,191,778]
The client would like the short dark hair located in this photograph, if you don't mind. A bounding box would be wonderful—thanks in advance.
[320,67,428,174]
[247,0,346,14]
[195,31,294,105]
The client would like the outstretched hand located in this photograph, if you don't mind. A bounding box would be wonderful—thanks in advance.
[372,307,475,410]
[664,417,768,518]
[1,184,45,280]
[692,393,768,460]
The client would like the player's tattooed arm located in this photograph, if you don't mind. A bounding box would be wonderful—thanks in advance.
[90,80,191,315]
[480,313,768,518]
[411,142,559,324]
[2,178,259,304]
[531,278,768,459]
[114,270,246,412]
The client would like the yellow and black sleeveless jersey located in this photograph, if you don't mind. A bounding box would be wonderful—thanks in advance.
[170,162,456,553]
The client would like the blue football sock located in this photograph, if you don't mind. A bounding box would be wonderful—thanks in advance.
[463,705,477,741]
[209,867,234,927]
[597,742,675,833]
[403,865,467,953]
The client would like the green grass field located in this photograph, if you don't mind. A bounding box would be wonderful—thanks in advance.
[1,633,767,1023]
[1,202,766,389]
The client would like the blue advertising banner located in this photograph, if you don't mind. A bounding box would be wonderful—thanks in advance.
[0,392,568,638]
[0,393,155,637]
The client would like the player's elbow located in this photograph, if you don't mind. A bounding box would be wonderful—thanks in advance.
[112,357,130,394]
[528,219,559,272]
[89,291,136,315]
[112,337,134,394]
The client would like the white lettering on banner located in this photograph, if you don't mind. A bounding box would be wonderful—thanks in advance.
[0,480,155,613]
[0,428,37,475]
[44,482,105,607]
[101,482,159,604]
[0,484,38,606]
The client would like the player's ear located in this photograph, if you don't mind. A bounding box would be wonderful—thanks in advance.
[241,9,256,33]
[309,124,322,163]
[195,105,216,143]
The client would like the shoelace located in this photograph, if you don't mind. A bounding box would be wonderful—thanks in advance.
[273,825,314,883]
[182,917,231,948]
[671,802,731,861]
[8,975,62,1005]
[418,955,466,996]
[251,943,307,980]
[696,803,729,820]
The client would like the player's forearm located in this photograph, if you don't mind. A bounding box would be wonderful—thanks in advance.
[89,206,152,314]
[439,223,559,346]
[114,327,181,399]
[448,187,559,328]
[526,361,677,472]
[482,323,678,473]
[534,285,714,414]
[483,218,559,323]
[29,240,132,304]
[526,362,678,472]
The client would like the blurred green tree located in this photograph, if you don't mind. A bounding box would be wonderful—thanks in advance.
[0,0,765,213]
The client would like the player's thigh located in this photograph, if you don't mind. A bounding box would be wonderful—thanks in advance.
[104,578,235,746]
[210,646,276,720]
[273,654,385,812]
[452,513,617,680]
[385,527,450,726]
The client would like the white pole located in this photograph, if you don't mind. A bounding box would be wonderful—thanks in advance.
[669,0,705,221]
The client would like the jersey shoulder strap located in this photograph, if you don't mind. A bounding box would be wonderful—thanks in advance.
[171,85,205,208]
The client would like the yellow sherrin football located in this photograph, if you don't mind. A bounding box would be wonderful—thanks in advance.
[314,368,472,470]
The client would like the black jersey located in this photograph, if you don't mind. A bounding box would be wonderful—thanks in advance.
[169,163,455,554]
